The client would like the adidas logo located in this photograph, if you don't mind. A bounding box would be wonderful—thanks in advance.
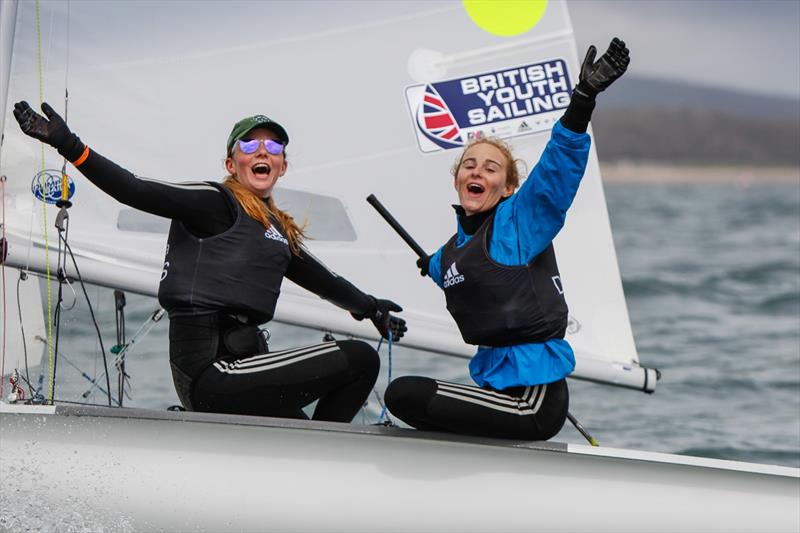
[264,226,288,245]
[443,262,465,288]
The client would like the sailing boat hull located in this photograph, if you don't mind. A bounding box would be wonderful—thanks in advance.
[1,403,797,532]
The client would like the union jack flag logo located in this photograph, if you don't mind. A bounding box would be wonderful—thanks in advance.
[415,84,464,150]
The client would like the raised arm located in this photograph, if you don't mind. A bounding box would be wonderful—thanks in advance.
[13,101,232,234]
[513,38,629,257]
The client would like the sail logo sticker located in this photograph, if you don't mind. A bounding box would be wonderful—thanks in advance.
[405,58,572,153]
[31,169,76,204]
[412,85,464,150]
[443,262,465,288]
[264,226,288,245]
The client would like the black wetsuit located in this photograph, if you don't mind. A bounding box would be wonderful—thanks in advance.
[73,151,380,421]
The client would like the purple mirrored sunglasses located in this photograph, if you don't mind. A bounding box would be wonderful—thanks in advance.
[237,138,284,155]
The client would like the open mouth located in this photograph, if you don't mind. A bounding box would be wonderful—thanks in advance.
[252,163,271,175]
[466,183,485,194]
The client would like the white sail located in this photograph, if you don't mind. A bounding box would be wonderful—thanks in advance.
[0,0,18,143]
[0,0,656,391]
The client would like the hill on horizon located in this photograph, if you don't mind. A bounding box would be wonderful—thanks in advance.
[591,76,800,166]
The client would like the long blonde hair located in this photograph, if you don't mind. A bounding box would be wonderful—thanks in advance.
[222,176,306,255]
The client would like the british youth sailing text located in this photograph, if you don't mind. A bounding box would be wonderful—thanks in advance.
[460,62,571,125]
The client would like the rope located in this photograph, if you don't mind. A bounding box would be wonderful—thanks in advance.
[375,329,393,424]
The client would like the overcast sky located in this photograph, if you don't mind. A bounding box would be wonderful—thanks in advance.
[12,0,800,102]
[567,0,800,99]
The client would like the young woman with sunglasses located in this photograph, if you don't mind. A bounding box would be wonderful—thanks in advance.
[13,104,406,421]
[385,39,629,440]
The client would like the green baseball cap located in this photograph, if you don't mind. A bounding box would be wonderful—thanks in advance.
[226,115,289,154]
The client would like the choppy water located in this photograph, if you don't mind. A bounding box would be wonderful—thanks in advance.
[8,181,800,468]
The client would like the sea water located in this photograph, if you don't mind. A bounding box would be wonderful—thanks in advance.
[10,182,800,468]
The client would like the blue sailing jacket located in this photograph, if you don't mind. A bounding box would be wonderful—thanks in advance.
[428,122,591,389]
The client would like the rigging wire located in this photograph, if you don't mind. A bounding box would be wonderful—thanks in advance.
[0,176,6,399]
[54,0,73,403]
[83,308,165,402]
[34,0,55,403]
[50,211,70,400]
[33,335,119,406]
[59,237,112,406]
[16,274,35,398]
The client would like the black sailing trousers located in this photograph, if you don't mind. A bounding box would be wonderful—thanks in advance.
[385,376,569,440]
[168,312,379,422]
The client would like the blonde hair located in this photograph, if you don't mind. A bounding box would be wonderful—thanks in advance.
[222,176,306,255]
[451,137,524,190]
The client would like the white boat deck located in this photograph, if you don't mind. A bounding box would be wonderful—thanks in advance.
[2,402,798,532]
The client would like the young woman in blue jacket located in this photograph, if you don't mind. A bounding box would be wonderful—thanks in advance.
[385,38,629,440]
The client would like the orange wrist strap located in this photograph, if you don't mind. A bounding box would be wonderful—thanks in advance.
[72,145,90,167]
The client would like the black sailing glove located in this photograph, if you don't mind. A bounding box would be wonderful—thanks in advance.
[352,297,407,341]
[574,37,630,100]
[13,101,84,161]
[416,255,431,277]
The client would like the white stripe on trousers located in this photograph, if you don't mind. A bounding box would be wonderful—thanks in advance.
[212,341,339,375]
[435,380,548,416]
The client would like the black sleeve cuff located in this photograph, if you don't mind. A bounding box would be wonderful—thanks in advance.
[560,90,597,133]
[55,133,85,162]
[350,295,377,321]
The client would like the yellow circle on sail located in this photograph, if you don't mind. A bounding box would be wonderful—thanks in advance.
[463,0,548,37]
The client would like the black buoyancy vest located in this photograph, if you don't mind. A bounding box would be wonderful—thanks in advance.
[441,215,567,346]
[158,183,292,323]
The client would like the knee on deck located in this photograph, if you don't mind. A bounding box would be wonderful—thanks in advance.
[384,375,437,416]
[335,339,380,380]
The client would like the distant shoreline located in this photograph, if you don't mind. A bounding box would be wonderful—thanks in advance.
[599,162,800,185]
